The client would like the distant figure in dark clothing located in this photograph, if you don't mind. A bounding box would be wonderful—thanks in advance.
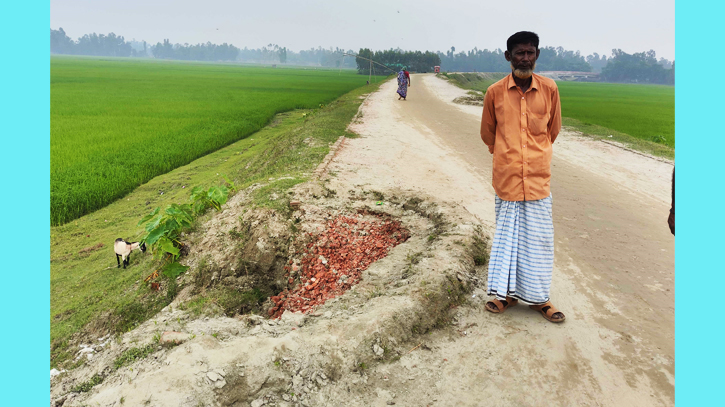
[668,168,674,235]
[397,70,411,100]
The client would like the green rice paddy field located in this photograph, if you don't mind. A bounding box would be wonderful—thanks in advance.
[557,81,674,147]
[51,56,368,225]
[444,72,675,150]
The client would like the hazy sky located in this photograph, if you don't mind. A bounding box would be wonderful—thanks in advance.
[51,0,675,60]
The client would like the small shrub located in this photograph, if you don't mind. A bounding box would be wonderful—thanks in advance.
[407,251,423,265]
[165,277,179,303]
[214,287,268,316]
[71,374,103,393]
[138,184,229,268]
[468,228,490,267]
[113,344,157,370]
[190,185,230,215]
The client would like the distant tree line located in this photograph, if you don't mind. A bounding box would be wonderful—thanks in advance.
[600,49,674,85]
[50,28,673,84]
[151,39,239,61]
[586,53,609,73]
[437,46,591,72]
[51,28,139,57]
[437,45,674,85]
[355,48,441,74]
[51,29,357,67]
[438,47,509,72]
[236,44,356,68]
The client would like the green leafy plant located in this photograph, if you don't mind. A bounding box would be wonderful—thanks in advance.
[220,174,237,192]
[138,204,194,261]
[190,185,229,215]
[138,185,228,286]
[162,261,189,279]
[139,185,229,262]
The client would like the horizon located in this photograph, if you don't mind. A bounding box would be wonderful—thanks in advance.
[51,0,675,61]
[49,28,675,63]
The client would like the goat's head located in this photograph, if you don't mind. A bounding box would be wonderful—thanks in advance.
[140,242,147,253]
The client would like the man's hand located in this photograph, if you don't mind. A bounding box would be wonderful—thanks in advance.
[668,209,674,235]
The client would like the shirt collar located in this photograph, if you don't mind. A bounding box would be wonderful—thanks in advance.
[507,73,540,91]
[531,74,540,90]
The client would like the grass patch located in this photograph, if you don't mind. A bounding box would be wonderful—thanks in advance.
[178,296,212,317]
[468,228,490,267]
[50,78,386,369]
[71,373,104,393]
[113,344,157,370]
[183,287,269,317]
[51,56,370,225]
[407,251,423,265]
[557,81,674,148]
[562,117,674,160]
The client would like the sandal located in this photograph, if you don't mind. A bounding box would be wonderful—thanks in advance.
[485,297,519,314]
[529,301,566,323]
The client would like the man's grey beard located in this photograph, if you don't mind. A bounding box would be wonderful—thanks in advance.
[511,62,536,79]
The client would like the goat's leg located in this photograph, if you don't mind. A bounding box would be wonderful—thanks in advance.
[116,254,121,268]
[122,254,127,269]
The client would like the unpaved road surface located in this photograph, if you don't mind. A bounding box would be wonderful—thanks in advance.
[320,74,674,406]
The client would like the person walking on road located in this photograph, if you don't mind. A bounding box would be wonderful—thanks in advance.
[480,31,565,322]
[397,69,411,100]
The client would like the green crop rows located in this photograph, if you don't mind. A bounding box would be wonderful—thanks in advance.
[556,81,674,147]
[51,56,367,225]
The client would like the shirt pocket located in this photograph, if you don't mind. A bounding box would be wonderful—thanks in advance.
[527,112,550,138]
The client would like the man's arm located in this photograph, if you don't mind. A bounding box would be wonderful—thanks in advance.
[669,167,675,235]
[548,87,562,144]
[481,89,496,154]
[672,167,675,210]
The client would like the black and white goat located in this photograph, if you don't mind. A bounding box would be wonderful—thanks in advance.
[114,238,146,269]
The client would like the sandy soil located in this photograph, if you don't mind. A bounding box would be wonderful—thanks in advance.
[318,74,674,406]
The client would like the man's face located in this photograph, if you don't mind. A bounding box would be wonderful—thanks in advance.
[505,43,539,79]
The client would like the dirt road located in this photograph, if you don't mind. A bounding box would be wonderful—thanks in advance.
[321,74,675,406]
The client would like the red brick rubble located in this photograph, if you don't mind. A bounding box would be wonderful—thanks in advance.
[269,214,410,319]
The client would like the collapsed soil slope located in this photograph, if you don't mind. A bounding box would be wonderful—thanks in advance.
[51,175,490,407]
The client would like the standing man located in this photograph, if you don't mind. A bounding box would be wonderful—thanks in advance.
[480,31,565,322]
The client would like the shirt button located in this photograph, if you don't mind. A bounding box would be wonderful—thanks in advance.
[522,113,525,115]
[521,97,524,100]
[523,145,527,148]
[524,177,527,180]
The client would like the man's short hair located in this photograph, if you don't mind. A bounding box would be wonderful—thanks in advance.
[507,31,540,52]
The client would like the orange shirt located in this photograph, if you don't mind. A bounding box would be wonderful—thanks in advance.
[480,73,561,202]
